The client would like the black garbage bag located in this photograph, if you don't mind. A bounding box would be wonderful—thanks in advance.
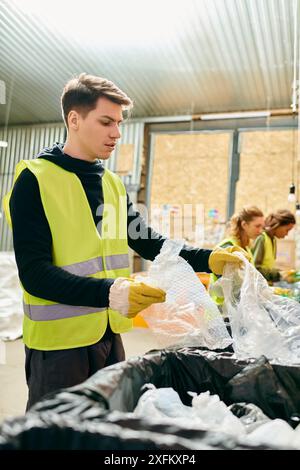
[0,347,300,450]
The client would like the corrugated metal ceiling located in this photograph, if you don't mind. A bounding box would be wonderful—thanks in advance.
[0,0,297,125]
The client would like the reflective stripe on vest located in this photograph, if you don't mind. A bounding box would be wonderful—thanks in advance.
[23,253,130,321]
[62,253,129,276]
[3,158,132,350]
[24,303,106,321]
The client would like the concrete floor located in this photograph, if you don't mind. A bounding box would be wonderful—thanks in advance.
[0,328,161,424]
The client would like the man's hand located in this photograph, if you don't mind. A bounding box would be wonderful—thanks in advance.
[208,246,251,275]
[109,277,166,318]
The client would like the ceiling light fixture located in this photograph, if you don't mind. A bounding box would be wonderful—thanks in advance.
[288,183,296,202]
[200,111,271,121]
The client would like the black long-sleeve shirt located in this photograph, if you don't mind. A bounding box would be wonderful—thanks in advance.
[9,143,211,308]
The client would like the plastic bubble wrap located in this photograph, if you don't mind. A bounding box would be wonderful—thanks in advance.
[215,253,300,363]
[138,240,232,350]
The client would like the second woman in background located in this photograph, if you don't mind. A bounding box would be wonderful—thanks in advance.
[252,209,296,282]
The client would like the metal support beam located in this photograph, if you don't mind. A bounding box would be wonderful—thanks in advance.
[141,132,156,272]
[145,132,155,209]
[227,130,240,220]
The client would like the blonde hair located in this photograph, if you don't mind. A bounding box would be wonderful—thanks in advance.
[229,206,264,246]
[265,209,296,231]
[61,73,133,127]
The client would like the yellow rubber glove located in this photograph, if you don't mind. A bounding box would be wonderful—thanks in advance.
[109,277,166,318]
[208,246,251,275]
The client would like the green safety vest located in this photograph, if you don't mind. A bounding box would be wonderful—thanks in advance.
[3,159,132,350]
[209,237,254,305]
[259,231,276,270]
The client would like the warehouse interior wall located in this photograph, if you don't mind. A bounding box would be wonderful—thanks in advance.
[236,129,299,212]
[0,123,66,251]
[147,128,300,258]
[1,120,300,266]
[149,132,231,248]
[0,121,144,269]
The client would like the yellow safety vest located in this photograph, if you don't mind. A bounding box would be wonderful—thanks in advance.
[3,159,132,350]
[259,231,276,270]
[210,237,254,305]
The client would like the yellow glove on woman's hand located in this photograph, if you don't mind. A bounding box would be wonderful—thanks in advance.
[208,246,251,275]
[109,277,166,319]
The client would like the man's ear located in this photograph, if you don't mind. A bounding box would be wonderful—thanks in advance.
[241,220,247,229]
[68,110,79,130]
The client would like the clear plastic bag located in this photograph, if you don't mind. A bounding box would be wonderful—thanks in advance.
[228,403,271,433]
[133,385,245,438]
[0,252,23,340]
[214,253,300,363]
[137,240,232,349]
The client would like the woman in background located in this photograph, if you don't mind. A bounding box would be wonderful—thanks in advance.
[252,209,296,282]
[210,205,264,304]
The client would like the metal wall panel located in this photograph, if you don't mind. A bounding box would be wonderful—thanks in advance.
[0,123,65,251]
[0,121,144,251]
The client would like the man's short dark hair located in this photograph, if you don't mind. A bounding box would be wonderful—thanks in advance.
[61,73,133,127]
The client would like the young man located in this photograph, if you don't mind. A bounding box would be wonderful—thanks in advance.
[3,74,244,409]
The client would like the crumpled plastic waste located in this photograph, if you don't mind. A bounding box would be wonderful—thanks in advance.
[243,418,298,449]
[0,252,23,340]
[212,252,300,363]
[137,240,232,350]
[133,385,245,438]
[228,402,271,433]
[133,384,300,449]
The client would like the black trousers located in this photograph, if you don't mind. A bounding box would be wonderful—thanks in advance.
[24,324,125,410]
